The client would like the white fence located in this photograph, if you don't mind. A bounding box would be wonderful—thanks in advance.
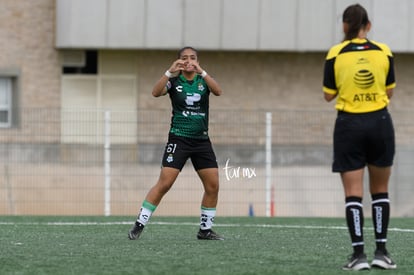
[1,108,413,217]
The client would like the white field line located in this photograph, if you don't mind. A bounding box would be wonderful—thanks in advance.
[0,221,413,233]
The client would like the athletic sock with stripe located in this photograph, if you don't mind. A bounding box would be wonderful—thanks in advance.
[136,200,157,226]
[200,206,216,231]
[345,196,364,255]
[372,193,390,253]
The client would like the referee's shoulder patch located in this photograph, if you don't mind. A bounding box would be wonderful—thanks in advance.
[326,42,348,60]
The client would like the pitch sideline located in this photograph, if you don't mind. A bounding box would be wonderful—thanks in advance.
[0,221,413,233]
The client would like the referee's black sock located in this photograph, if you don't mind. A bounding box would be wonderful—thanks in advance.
[372,193,390,253]
[345,196,364,256]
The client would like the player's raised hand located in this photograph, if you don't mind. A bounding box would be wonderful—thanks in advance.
[168,59,186,73]
[188,61,203,74]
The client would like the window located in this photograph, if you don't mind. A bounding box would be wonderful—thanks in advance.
[0,77,12,128]
[62,50,98,74]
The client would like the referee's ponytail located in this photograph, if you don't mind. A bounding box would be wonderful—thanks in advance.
[342,4,370,41]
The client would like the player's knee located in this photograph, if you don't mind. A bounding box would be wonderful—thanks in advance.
[205,182,219,195]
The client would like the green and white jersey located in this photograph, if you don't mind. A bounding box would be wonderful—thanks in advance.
[166,74,210,139]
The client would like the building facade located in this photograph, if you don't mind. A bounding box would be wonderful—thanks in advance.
[1,0,413,216]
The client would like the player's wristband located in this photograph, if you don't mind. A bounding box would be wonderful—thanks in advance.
[164,70,172,78]
[201,70,208,78]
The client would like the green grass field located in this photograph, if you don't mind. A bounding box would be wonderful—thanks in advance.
[1,216,413,274]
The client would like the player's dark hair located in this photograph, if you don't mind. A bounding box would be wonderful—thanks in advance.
[178,46,198,58]
[342,4,370,41]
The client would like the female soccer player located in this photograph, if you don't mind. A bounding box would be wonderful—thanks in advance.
[128,47,224,240]
[323,4,397,271]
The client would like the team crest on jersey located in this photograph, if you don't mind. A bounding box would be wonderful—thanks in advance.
[166,154,173,163]
[198,82,205,91]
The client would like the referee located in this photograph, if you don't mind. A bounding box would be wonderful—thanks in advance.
[323,4,397,271]
[128,46,224,241]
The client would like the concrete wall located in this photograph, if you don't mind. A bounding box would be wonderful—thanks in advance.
[136,50,414,112]
[56,0,414,52]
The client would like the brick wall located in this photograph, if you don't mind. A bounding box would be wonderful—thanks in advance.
[0,0,60,108]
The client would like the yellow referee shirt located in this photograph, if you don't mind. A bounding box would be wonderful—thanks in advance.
[323,38,396,113]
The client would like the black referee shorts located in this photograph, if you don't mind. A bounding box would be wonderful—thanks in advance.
[161,133,218,171]
[332,108,395,173]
